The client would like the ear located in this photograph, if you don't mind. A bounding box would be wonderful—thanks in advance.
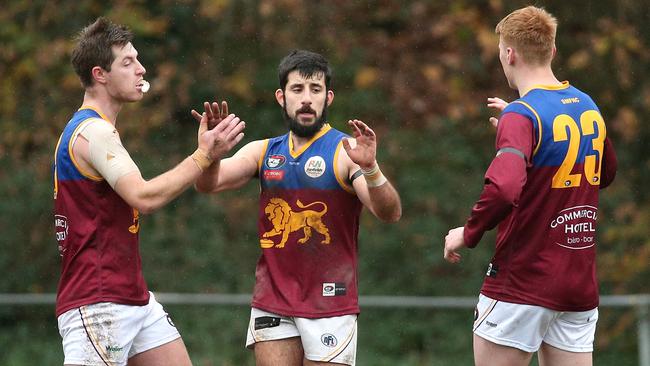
[551,46,557,60]
[91,66,108,85]
[506,47,516,65]
[275,89,284,107]
[326,90,334,107]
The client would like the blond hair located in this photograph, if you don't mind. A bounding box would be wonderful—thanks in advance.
[495,6,557,65]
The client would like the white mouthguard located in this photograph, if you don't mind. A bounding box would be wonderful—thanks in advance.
[140,80,150,93]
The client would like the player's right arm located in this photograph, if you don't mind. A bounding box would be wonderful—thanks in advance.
[73,112,244,214]
[600,137,617,188]
[195,139,265,193]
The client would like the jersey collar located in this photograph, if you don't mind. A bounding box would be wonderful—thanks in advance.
[288,123,332,158]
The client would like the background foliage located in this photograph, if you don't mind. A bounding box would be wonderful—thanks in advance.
[0,0,648,364]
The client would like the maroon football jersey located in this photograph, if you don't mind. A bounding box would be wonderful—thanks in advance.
[464,84,617,311]
[252,126,363,318]
[54,108,149,316]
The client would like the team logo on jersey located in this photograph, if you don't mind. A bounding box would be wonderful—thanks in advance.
[304,156,326,178]
[549,205,598,250]
[129,208,140,234]
[266,154,286,169]
[321,333,338,347]
[55,215,68,256]
[259,198,330,249]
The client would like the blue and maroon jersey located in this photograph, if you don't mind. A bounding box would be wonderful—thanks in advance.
[464,82,617,311]
[253,124,363,318]
[53,107,148,316]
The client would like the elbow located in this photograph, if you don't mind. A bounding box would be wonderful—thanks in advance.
[129,199,160,215]
[379,206,402,223]
[494,182,521,208]
[195,180,220,194]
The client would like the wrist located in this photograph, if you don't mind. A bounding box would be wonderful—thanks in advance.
[361,162,387,188]
[359,161,378,172]
[190,148,213,172]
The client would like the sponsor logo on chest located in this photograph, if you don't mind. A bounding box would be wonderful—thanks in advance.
[305,156,326,178]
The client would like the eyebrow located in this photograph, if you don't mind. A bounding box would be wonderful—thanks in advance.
[289,81,324,88]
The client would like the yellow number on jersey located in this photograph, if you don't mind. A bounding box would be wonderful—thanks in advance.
[551,110,606,189]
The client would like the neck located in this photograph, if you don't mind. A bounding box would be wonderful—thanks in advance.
[290,132,312,152]
[81,87,122,125]
[290,124,328,152]
[513,65,561,97]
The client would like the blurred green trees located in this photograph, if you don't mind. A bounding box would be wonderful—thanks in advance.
[0,0,648,364]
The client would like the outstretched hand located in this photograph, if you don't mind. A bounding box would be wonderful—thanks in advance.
[195,106,245,162]
[487,97,509,128]
[192,100,229,130]
[342,119,377,170]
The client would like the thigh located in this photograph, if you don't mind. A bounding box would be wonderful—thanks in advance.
[254,337,304,366]
[128,293,182,359]
[127,338,191,366]
[58,302,142,366]
[543,308,598,353]
[539,342,592,366]
[473,294,554,353]
[295,314,357,365]
[474,334,533,366]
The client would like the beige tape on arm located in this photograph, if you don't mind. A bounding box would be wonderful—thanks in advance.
[361,163,388,188]
[81,119,140,188]
[190,148,213,172]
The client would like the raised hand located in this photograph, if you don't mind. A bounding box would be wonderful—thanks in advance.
[196,111,245,161]
[487,97,509,128]
[342,119,377,170]
[192,100,229,130]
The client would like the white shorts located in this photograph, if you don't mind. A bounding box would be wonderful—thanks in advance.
[246,307,358,365]
[473,294,598,353]
[57,292,181,366]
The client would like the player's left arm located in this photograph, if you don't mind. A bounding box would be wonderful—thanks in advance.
[341,119,401,223]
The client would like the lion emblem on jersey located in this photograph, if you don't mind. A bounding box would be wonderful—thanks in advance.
[260,198,330,249]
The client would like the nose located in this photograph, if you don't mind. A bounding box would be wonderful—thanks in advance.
[136,59,146,75]
[300,90,312,105]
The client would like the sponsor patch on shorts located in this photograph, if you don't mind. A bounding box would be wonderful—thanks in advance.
[254,316,281,330]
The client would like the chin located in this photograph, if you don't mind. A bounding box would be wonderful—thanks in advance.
[123,94,144,103]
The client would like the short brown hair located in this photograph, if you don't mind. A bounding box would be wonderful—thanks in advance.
[71,17,133,87]
[495,6,557,65]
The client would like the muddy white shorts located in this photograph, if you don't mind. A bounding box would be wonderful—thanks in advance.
[246,307,358,365]
[57,292,181,366]
[473,294,598,353]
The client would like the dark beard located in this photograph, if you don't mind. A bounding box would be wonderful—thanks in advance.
[282,101,328,138]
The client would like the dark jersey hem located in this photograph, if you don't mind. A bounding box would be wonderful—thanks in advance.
[251,301,360,319]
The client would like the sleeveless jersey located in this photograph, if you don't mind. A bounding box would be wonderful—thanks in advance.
[482,82,607,311]
[253,124,363,318]
[53,107,148,316]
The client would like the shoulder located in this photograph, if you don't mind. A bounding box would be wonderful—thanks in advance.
[79,118,117,139]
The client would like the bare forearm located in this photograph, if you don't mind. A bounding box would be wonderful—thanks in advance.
[117,156,203,214]
[195,160,222,193]
[367,182,402,222]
